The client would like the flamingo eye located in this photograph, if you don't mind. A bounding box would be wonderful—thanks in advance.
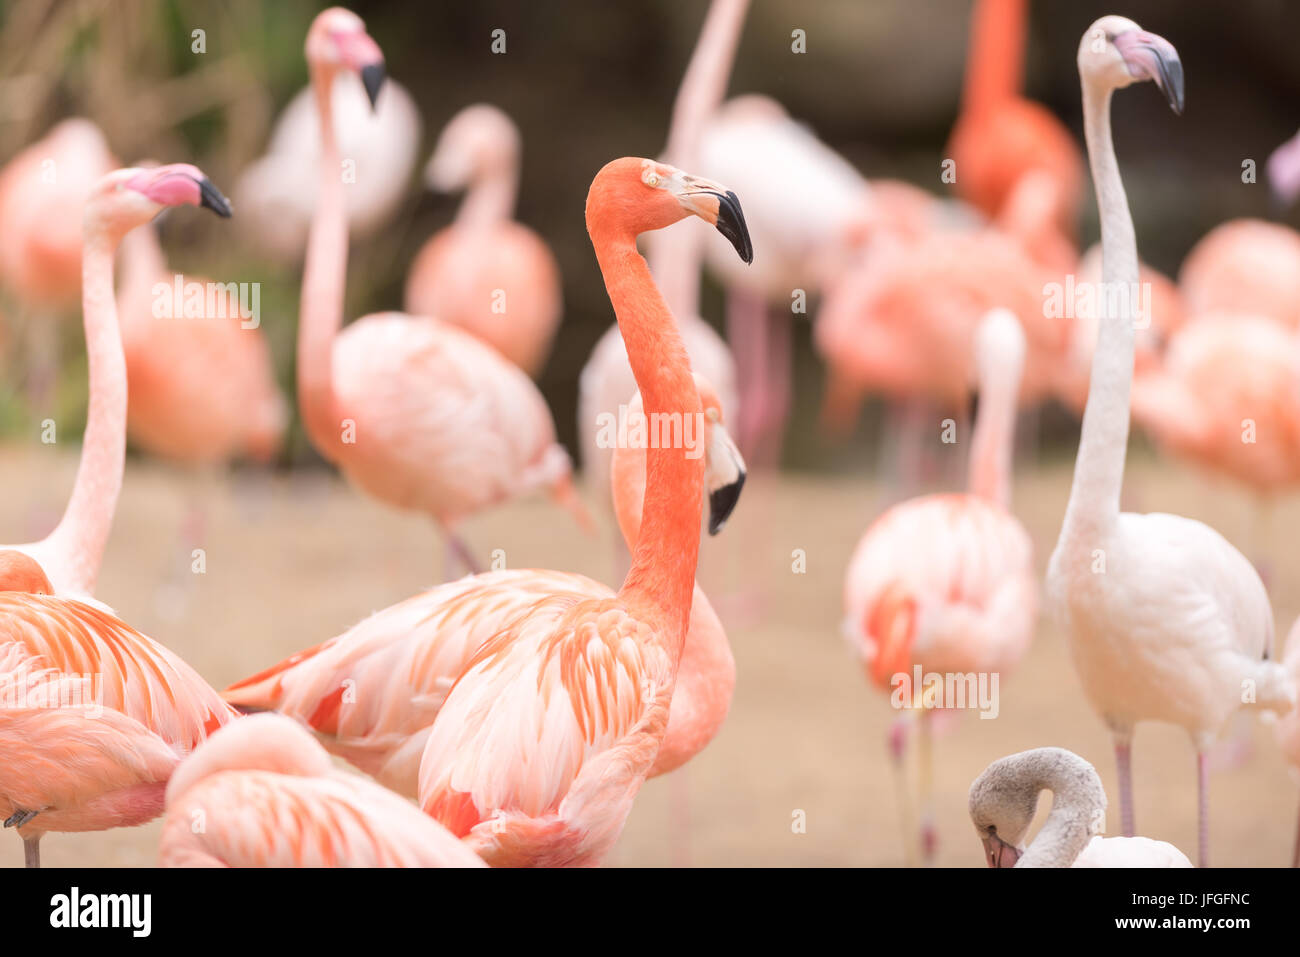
[640,161,661,188]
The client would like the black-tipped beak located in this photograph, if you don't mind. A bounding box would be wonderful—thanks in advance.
[360,63,386,110]
[1151,45,1184,115]
[708,469,745,535]
[713,190,753,265]
[198,177,233,218]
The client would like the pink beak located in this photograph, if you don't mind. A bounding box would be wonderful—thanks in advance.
[1113,29,1184,115]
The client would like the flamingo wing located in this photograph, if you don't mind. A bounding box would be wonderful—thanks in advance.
[0,593,237,748]
[160,771,484,868]
[418,595,672,864]
[223,569,610,795]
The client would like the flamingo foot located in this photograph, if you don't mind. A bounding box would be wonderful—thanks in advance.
[4,808,38,828]
[919,814,938,865]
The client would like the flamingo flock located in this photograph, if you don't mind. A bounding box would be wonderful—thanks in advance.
[0,3,1298,872]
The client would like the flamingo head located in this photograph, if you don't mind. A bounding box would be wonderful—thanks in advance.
[86,164,231,237]
[1078,17,1183,115]
[968,759,1038,868]
[0,551,53,595]
[587,157,753,265]
[1267,130,1300,211]
[698,378,746,535]
[425,103,520,192]
[165,713,334,807]
[306,7,386,109]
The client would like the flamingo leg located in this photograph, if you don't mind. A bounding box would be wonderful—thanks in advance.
[1196,750,1209,868]
[1114,734,1135,837]
[442,531,482,581]
[1292,794,1300,868]
[725,286,768,464]
[753,305,791,470]
[888,714,917,867]
[918,708,937,865]
[23,835,40,869]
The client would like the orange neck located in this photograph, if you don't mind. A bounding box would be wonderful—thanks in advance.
[961,0,1027,115]
[593,229,703,651]
[298,67,349,462]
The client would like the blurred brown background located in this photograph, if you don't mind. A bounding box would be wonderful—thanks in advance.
[3,0,1299,467]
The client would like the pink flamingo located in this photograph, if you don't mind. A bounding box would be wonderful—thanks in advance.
[844,309,1037,865]
[1267,128,1300,208]
[159,714,483,867]
[579,0,744,503]
[232,52,420,264]
[404,104,562,377]
[413,157,751,866]
[295,9,584,574]
[1049,16,1293,869]
[223,376,744,798]
[0,119,116,399]
[697,92,871,467]
[0,550,236,868]
[4,162,234,600]
[971,748,1192,867]
[1178,219,1300,330]
[114,223,286,467]
[1272,618,1300,866]
[945,0,1085,272]
[814,227,1065,436]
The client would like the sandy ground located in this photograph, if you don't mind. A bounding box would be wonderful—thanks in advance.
[1,443,1297,868]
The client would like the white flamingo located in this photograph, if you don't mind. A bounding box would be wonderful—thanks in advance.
[1047,15,1294,868]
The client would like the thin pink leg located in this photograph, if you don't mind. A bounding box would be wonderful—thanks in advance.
[1292,795,1300,868]
[23,835,39,869]
[725,287,768,463]
[888,715,917,866]
[754,305,792,469]
[1114,735,1135,837]
[1197,750,1209,868]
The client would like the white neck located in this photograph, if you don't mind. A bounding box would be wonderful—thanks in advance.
[1059,79,1137,551]
[967,355,1020,509]
[1017,750,1106,867]
[40,229,128,594]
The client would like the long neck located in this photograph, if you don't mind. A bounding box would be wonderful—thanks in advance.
[1060,81,1136,548]
[455,161,518,229]
[645,0,749,319]
[1016,752,1106,868]
[611,435,734,772]
[44,229,127,594]
[596,233,704,651]
[961,0,1027,115]
[298,67,348,461]
[967,357,1020,509]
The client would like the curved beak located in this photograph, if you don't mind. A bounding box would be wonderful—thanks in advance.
[360,63,386,110]
[197,177,233,218]
[981,832,1022,868]
[705,418,746,535]
[1114,29,1184,115]
[675,174,754,264]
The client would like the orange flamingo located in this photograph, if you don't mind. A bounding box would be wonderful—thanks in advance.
[295,9,584,574]
[223,376,745,797]
[0,550,236,868]
[945,0,1084,270]
[414,157,751,866]
[843,310,1038,865]
[1178,219,1300,330]
[404,104,562,377]
[159,714,483,867]
[114,223,286,467]
[4,162,233,600]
